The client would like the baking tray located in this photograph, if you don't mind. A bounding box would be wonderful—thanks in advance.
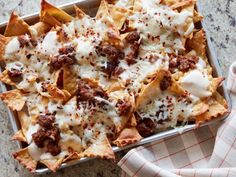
[0,0,231,174]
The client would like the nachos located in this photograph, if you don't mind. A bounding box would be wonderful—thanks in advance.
[0,0,228,172]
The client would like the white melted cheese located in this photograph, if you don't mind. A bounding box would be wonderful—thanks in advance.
[196,57,207,70]
[38,31,60,55]
[137,92,192,128]
[128,1,193,53]
[5,37,20,56]
[180,70,212,98]
[74,36,97,62]
[25,124,40,143]
[119,55,168,93]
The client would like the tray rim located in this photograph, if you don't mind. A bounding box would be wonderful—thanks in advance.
[0,0,232,174]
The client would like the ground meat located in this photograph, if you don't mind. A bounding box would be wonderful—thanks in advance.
[160,75,172,91]
[103,60,119,77]
[46,140,61,156]
[126,31,140,44]
[169,55,199,73]
[18,36,37,48]
[177,55,199,72]
[58,45,75,55]
[8,69,22,78]
[96,43,124,61]
[136,117,156,137]
[32,125,61,156]
[45,127,60,143]
[77,79,108,102]
[49,45,76,71]
[32,129,46,148]
[116,99,132,115]
[37,114,55,128]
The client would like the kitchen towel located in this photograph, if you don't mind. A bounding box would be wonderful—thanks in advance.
[118,63,236,177]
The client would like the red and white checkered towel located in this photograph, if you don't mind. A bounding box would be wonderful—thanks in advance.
[118,63,236,177]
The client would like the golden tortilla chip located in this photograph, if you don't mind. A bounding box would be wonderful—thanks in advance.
[40,11,61,26]
[40,0,73,25]
[12,130,27,142]
[136,69,184,108]
[63,68,78,96]
[81,133,115,160]
[193,9,203,23]
[108,4,129,30]
[40,157,65,172]
[161,0,196,10]
[0,89,25,111]
[186,29,206,57]
[45,84,71,101]
[0,70,16,86]
[74,5,86,19]
[29,22,51,37]
[195,93,228,124]
[13,148,37,172]
[4,12,30,37]
[113,127,142,147]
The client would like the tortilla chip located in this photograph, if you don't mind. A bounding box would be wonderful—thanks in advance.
[0,89,25,111]
[13,148,37,172]
[40,157,65,172]
[12,130,27,142]
[113,127,142,147]
[63,68,78,96]
[46,84,71,101]
[40,0,73,25]
[186,29,206,57]
[108,4,129,29]
[195,93,228,124]
[4,12,30,37]
[0,70,16,86]
[74,5,86,19]
[193,9,203,23]
[0,35,11,60]
[29,22,51,37]
[161,0,196,10]
[81,133,115,160]
[136,69,184,108]
[17,111,32,143]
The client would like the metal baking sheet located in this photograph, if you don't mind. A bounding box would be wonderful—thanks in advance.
[0,0,231,174]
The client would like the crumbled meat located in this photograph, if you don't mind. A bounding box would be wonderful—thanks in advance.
[18,36,37,48]
[37,114,55,128]
[45,127,60,143]
[32,129,46,148]
[8,69,22,78]
[103,60,119,77]
[32,126,61,156]
[49,45,76,71]
[125,32,141,65]
[116,99,131,115]
[169,55,199,73]
[77,79,108,102]
[136,117,156,137]
[126,31,140,44]
[96,43,124,61]
[46,141,61,156]
[177,55,199,72]
[113,67,124,76]
[160,75,172,91]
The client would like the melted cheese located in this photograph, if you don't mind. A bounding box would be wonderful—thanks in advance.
[137,92,192,128]
[25,124,40,143]
[38,31,60,55]
[180,70,211,98]
[5,37,20,56]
